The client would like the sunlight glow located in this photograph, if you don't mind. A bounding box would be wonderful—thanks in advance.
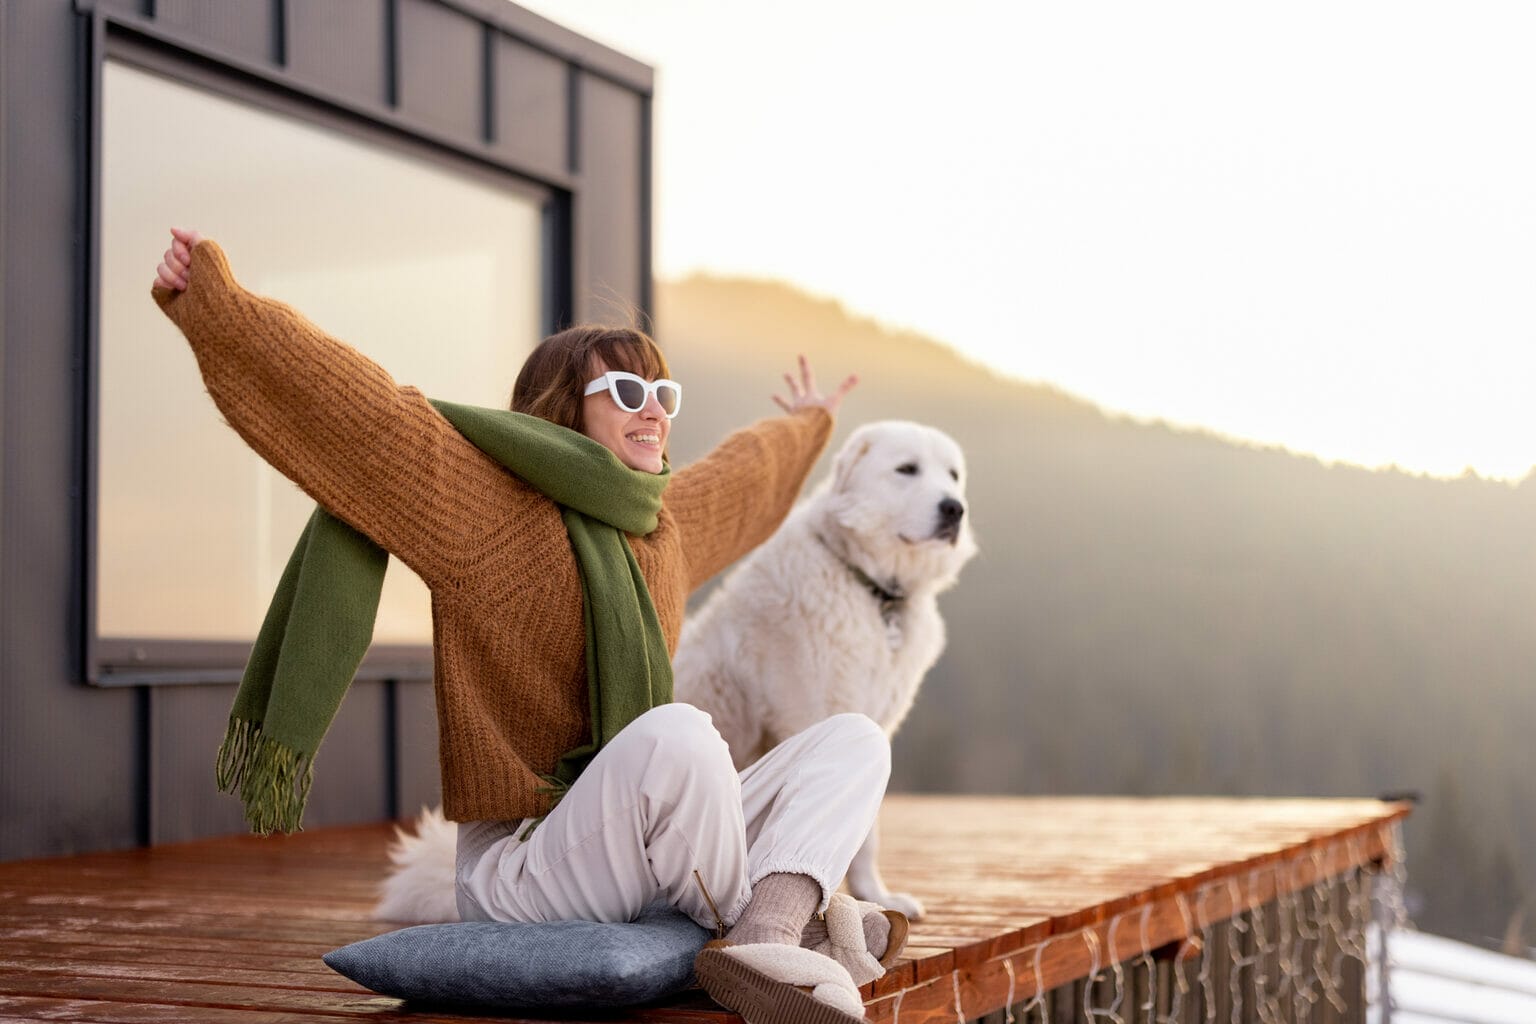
[519,0,1536,480]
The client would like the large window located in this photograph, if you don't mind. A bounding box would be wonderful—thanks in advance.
[94,59,544,680]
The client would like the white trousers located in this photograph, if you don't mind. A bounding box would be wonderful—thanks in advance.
[454,704,890,931]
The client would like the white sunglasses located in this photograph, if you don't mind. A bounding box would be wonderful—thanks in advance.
[584,371,683,418]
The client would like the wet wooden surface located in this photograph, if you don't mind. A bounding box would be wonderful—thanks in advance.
[0,794,1408,1023]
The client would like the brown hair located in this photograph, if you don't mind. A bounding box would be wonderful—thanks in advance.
[511,324,672,436]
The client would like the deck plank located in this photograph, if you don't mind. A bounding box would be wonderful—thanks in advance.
[0,795,1408,1023]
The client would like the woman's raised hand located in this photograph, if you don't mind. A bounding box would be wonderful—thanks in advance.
[154,227,204,292]
[772,355,858,417]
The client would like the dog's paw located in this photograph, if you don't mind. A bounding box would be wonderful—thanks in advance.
[874,891,925,922]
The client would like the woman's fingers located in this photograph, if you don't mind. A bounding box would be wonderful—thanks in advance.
[160,244,186,288]
[821,373,859,415]
[155,228,201,292]
[770,356,857,413]
[797,353,817,393]
[155,260,186,291]
[164,247,188,286]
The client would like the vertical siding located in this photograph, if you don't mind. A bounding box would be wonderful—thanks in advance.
[92,0,146,16]
[395,680,442,815]
[147,687,247,843]
[300,681,394,826]
[0,1,143,860]
[575,72,644,322]
[287,0,391,106]
[397,0,482,138]
[153,0,280,66]
[147,682,393,844]
[489,32,568,181]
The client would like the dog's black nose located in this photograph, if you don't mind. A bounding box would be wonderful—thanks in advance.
[938,498,965,524]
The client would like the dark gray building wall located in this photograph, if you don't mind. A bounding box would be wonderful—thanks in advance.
[0,0,653,859]
[0,0,146,862]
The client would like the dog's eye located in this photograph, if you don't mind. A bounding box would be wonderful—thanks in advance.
[949,468,960,482]
[896,463,918,476]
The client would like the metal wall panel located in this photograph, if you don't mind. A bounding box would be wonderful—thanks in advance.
[154,0,279,66]
[440,0,652,95]
[295,679,394,826]
[147,687,247,843]
[575,72,644,323]
[0,1,143,860]
[287,0,390,107]
[489,32,568,182]
[149,682,393,844]
[395,680,442,816]
[398,0,482,139]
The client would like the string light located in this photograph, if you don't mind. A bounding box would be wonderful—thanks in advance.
[1082,928,1104,1023]
[1002,956,1017,1024]
[1016,938,1052,1024]
[998,838,1406,1024]
[1195,886,1217,1023]
[1137,904,1157,1024]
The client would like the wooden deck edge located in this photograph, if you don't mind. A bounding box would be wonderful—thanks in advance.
[861,808,1408,1022]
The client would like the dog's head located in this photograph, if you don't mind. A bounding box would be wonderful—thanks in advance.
[818,420,978,592]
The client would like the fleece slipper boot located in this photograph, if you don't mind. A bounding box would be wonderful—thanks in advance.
[695,941,866,1024]
[877,906,910,968]
[801,894,911,983]
[798,894,885,985]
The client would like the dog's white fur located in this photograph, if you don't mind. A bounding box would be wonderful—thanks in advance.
[373,420,975,924]
[674,420,976,920]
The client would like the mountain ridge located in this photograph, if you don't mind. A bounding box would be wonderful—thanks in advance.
[662,271,1536,487]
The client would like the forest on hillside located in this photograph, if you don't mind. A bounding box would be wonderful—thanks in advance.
[658,274,1536,952]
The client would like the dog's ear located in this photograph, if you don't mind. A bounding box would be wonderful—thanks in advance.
[832,436,873,494]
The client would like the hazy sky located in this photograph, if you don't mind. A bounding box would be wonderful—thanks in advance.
[519,1,1536,480]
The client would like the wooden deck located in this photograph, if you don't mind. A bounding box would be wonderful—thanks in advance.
[0,794,1410,1024]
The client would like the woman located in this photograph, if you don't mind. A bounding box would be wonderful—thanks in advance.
[152,228,900,1023]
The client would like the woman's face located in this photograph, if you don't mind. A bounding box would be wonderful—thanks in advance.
[581,358,671,474]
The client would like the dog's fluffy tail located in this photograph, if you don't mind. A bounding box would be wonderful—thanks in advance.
[373,806,460,923]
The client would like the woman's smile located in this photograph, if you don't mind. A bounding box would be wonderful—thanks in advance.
[581,359,670,473]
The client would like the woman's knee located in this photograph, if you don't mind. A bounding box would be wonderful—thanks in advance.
[816,713,891,773]
[824,712,887,746]
[624,703,733,765]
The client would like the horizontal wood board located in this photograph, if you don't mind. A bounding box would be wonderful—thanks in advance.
[0,795,1409,1024]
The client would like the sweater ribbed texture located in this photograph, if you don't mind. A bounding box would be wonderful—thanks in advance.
[152,242,832,822]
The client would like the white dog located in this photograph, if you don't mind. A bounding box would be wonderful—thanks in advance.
[374,420,974,924]
[674,420,977,920]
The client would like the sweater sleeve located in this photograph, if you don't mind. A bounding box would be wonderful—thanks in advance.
[667,406,834,590]
[151,240,521,587]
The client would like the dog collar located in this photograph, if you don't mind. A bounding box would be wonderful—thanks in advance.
[815,533,906,624]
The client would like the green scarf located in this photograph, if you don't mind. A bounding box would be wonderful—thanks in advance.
[214,402,672,834]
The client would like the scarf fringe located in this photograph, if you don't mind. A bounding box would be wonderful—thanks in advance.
[215,717,314,835]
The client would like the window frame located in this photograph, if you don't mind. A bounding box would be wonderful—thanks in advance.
[84,30,569,687]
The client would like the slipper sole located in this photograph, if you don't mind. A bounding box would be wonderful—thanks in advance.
[695,947,866,1024]
[878,910,910,969]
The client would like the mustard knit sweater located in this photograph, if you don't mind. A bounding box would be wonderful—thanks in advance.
[153,242,833,822]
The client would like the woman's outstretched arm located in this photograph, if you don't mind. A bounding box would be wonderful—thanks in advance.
[668,356,855,589]
[151,229,522,586]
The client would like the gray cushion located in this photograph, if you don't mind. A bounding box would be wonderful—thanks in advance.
[324,902,712,1009]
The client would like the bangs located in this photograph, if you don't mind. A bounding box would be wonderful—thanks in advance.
[594,332,670,382]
